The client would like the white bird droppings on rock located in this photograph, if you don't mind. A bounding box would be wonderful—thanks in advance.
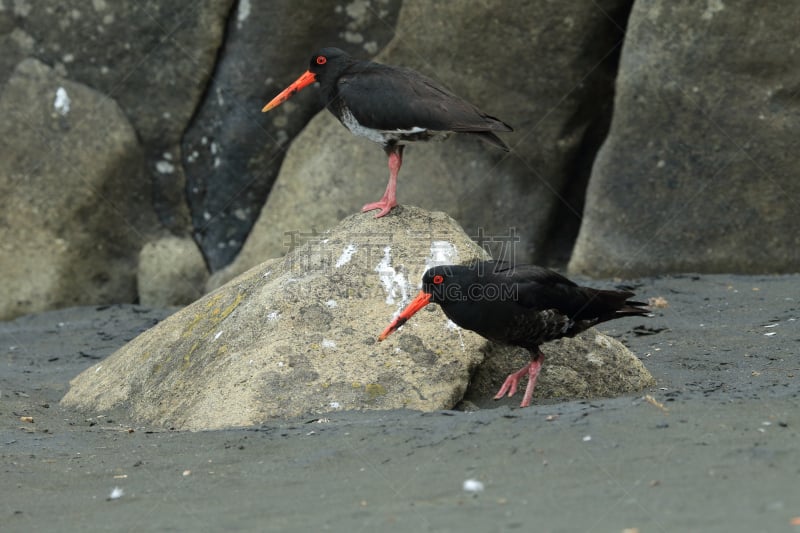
[446,320,466,349]
[54,87,70,115]
[236,0,250,28]
[375,246,408,305]
[321,339,336,349]
[462,479,484,493]
[426,241,458,270]
[585,352,604,365]
[594,334,612,348]
[155,160,175,174]
[335,244,357,268]
[267,311,279,322]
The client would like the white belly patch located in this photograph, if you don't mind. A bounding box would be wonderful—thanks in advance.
[339,107,427,144]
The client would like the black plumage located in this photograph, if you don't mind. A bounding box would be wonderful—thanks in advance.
[379,261,650,407]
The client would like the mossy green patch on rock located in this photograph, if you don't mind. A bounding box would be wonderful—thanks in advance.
[365,383,388,400]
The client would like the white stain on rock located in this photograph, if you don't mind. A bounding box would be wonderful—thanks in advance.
[462,479,484,493]
[335,244,357,268]
[321,339,337,349]
[446,319,461,332]
[426,241,458,271]
[156,160,175,174]
[701,0,724,20]
[375,246,408,305]
[345,0,368,21]
[54,87,71,115]
[446,320,465,349]
[236,0,250,29]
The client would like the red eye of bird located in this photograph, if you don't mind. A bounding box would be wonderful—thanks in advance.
[316,56,327,65]
[432,275,444,285]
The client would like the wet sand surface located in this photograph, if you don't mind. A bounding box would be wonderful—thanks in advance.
[2,274,798,532]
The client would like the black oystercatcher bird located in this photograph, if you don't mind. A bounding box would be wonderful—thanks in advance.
[262,47,513,217]
[378,261,650,407]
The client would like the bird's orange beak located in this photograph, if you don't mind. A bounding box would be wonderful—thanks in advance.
[262,70,317,112]
[378,291,432,341]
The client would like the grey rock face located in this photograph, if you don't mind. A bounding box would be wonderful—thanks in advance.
[569,2,800,276]
[183,0,402,271]
[0,59,156,320]
[4,0,235,231]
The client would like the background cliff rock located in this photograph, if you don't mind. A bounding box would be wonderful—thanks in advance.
[182,0,402,271]
[0,59,156,320]
[212,0,631,285]
[2,0,234,232]
[569,1,800,276]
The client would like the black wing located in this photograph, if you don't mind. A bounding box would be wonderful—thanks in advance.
[492,263,639,321]
[336,64,512,135]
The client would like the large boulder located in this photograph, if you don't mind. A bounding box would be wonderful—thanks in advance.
[62,207,491,429]
[0,58,156,320]
[569,2,800,276]
[183,0,402,270]
[5,0,234,231]
[212,0,632,283]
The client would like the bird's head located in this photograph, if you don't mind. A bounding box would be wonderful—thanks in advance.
[262,47,351,112]
[377,265,469,341]
[419,265,458,304]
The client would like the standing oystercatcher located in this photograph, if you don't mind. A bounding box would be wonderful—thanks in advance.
[378,261,650,407]
[263,47,513,217]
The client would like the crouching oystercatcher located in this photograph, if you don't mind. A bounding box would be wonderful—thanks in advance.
[378,261,650,407]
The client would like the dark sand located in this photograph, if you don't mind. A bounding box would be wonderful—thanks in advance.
[2,274,798,532]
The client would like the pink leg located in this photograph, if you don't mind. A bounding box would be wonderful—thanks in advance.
[362,145,404,218]
[519,358,543,408]
[493,353,544,408]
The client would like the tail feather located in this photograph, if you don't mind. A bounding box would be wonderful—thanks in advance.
[615,301,651,317]
[469,130,510,151]
[590,289,651,322]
